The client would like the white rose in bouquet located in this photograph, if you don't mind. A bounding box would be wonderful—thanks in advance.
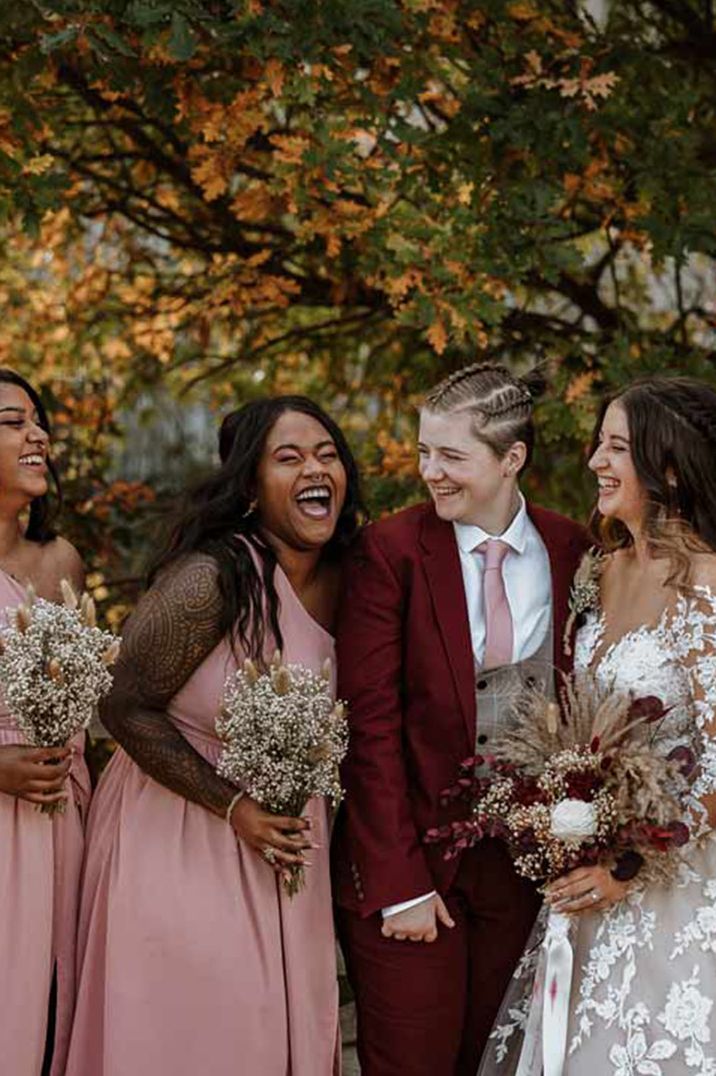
[549,798,598,842]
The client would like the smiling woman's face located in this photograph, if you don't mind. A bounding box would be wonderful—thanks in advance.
[417,407,519,525]
[255,410,347,552]
[588,399,647,529]
[0,383,50,506]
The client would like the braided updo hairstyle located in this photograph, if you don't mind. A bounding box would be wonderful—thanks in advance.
[423,361,546,472]
[590,376,716,584]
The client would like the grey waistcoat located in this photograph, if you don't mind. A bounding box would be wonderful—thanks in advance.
[472,618,554,767]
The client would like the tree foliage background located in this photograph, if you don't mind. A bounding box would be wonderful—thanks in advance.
[0,0,715,622]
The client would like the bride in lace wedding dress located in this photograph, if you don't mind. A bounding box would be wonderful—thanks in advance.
[478,376,716,1076]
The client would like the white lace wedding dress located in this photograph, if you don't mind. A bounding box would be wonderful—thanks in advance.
[478,587,716,1075]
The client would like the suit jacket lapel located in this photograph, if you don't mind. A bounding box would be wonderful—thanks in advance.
[527,504,579,684]
[419,508,476,747]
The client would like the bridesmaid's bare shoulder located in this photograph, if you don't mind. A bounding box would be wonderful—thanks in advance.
[33,536,85,600]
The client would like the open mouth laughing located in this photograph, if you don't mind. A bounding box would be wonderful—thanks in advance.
[295,484,333,519]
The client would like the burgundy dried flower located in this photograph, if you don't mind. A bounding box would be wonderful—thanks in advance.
[564,770,601,801]
[666,745,697,778]
[628,695,668,724]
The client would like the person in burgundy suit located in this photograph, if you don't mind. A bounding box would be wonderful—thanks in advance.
[333,362,590,1076]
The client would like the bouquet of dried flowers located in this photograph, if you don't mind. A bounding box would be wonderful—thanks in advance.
[216,652,348,896]
[426,673,695,1076]
[425,673,693,888]
[0,580,120,814]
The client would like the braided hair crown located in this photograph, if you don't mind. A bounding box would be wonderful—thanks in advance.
[423,361,545,468]
[634,377,716,447]
[425,361,534,417]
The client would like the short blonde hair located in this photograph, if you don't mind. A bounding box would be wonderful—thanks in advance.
[423,361,541,468]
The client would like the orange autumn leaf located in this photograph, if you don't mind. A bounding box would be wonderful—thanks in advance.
[565,371,596,404]
[264,58,285,97]
[427,318,448,354]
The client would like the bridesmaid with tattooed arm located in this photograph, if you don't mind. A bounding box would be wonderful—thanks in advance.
[66,397,363,1076]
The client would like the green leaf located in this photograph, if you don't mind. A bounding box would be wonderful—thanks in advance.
[168,13,197,60]
[91,24,137,58]
[39,27,79,54]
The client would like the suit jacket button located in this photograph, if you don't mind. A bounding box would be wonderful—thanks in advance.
[477,734,488,745]
[477,679,488,691]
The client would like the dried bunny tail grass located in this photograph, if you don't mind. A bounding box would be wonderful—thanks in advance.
[101,639,121,666]
[60,578,78,610]
[15,603,31,633]
[242,658,259,685]
[271,665,292,696]
[80,592,96,628]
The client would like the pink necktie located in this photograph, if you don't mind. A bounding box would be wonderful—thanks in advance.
[478,539,514,670]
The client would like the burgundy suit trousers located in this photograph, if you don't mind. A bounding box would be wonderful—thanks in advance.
[336,840,540,1076]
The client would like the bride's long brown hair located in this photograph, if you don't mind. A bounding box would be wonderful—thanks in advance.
[589,376,716,587]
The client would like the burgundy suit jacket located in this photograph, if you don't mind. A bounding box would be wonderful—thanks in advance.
[332,501,590,917]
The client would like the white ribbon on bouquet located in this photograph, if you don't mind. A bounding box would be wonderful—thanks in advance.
[515,911,574,1076]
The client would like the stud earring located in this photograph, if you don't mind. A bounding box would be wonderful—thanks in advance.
[242,499,258,519]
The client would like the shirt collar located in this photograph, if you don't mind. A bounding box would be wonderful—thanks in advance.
[453,493,529,556]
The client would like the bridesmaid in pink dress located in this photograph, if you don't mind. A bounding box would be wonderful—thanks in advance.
[66,396,364,1076]
[0,369,87,1076]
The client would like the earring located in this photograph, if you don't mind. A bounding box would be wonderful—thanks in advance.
[242,499,258,519]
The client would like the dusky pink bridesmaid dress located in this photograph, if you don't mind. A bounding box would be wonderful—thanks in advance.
[0,569,91,1076]
[66,564,341,1076]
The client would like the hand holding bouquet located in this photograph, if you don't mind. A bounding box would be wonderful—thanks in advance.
[216,652,348,896]
[0,580,120,814]
[425,674,694,1076]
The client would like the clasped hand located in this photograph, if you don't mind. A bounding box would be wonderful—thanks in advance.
[381,894,455,944]
[0,744,71,806]
[545,864,630,915]
[228,794,314,876]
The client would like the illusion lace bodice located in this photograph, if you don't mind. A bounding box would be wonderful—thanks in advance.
[480,581,716,1076]
[575,587,716,809]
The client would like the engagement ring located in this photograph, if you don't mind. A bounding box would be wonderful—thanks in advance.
[590,889,600,903]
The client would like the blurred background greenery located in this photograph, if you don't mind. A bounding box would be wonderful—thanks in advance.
[0,0,714,629]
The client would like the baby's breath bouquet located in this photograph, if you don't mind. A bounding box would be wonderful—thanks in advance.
[0,580,120,814]
[216,652,348,896]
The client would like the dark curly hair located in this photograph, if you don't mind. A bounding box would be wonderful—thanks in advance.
[150,395,365,659]
[589,375,716,584]
[0,368,60,542]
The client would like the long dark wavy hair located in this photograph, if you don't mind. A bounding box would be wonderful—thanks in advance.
[0,368,60,542]
[150,395,365,659]
[589,376,716,585]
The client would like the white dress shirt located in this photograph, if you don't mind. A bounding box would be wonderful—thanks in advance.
[454,494,552,667]
[382,496,553,919]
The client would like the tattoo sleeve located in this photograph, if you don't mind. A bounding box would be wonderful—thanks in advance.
[99,555,239,818]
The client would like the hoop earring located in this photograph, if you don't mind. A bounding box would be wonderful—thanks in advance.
[242,499,258,520]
